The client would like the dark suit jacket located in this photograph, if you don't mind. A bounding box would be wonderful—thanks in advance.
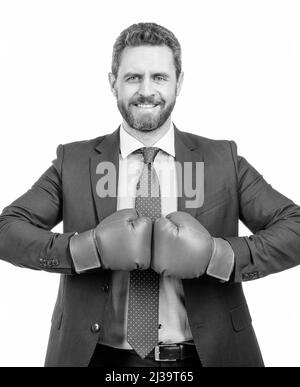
[1,126,300,367]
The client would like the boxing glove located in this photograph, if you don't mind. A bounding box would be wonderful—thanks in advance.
[152,211,215,279]
[70,208,152,273]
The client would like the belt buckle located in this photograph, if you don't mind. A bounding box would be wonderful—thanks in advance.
[154,344,178,362]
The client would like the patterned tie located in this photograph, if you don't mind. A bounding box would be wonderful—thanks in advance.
[127,147,161,359]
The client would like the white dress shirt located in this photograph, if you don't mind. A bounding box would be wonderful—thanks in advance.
[99,122,193,349]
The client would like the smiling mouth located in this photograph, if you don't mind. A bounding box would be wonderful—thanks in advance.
[132,103,160,109]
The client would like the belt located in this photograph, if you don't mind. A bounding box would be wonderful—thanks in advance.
[147,343,198,362]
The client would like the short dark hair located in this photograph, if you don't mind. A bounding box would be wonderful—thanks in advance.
[111,22,182,79]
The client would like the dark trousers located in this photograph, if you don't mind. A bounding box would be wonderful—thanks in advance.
[89,344,202,368]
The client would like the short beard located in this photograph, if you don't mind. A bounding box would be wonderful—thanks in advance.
[117,99,176,132]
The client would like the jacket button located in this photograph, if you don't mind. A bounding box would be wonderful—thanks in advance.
[102,284,109,293]
[91,323,101,333]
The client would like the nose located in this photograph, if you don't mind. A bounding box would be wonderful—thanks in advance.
[138,78,155,98]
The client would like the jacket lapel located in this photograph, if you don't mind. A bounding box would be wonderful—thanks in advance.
[90,125,204,223]
[90,127,120,223]
[174,126,205,218]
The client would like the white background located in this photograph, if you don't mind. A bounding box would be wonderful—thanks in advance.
[0,0,300,367]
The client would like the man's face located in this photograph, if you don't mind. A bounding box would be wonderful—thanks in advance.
[109,45,183,131]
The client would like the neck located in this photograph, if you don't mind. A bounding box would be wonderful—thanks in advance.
[122,117,172,146]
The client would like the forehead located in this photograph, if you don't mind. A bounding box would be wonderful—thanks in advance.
[118,45,176,75]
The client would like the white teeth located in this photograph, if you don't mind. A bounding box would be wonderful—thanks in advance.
[136,104,156,108]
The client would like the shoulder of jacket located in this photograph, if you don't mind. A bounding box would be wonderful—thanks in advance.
[61,135,105,153]
[179,129,237,151]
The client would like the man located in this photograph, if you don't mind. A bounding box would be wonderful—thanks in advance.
[0,22,300,368]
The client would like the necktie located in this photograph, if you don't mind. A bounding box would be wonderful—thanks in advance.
[127,147,161,359]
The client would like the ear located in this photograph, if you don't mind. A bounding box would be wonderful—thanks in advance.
[108,72,117,97]
[176,72,184,96]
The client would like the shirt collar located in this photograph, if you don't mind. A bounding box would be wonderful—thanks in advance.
[119,121,175,159]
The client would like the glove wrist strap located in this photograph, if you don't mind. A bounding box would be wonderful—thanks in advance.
[69,229,101,274]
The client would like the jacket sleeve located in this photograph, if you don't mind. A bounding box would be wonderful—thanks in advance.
[224,141,300,283]
[0,145,76,275]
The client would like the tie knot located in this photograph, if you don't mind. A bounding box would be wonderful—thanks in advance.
[137,147,160,164]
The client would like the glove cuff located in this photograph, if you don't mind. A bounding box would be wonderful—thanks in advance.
[206,237,235,281]
[69,230,101,274]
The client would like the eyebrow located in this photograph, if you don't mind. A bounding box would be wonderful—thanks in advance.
[123,72,170,80]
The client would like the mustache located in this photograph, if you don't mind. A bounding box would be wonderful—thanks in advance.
[130,97,164,105]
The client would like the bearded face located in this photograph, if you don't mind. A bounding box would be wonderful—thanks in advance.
[116,90,176,132]
[109,45,183,132]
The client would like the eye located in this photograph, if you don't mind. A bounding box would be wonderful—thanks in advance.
[126,76,139,82]
[154,75,167,82]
